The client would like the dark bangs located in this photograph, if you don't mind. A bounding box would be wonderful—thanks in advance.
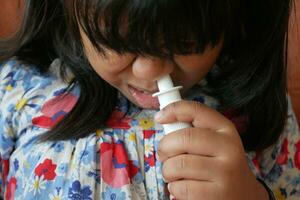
[73,0,235,57]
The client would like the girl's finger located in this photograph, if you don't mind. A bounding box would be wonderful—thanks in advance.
[162,154,219,182]
[155,100,236,134]
[168,180,218,200]
[157,127,237,161]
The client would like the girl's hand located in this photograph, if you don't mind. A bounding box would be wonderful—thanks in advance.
[155,101,269,200]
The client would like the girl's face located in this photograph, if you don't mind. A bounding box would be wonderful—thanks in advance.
[81,30,223,109]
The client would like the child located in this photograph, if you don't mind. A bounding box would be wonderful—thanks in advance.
[0,0,299,199]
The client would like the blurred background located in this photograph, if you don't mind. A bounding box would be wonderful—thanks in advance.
[0,0,23,37]
[288,0,300,125]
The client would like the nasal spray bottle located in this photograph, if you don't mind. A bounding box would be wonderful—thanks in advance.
[153,75,191,199]
[153,74,191,133]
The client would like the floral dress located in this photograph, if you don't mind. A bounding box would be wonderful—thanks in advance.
[0,59,299,200]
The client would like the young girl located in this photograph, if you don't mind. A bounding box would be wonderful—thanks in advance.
[0,0,299,199]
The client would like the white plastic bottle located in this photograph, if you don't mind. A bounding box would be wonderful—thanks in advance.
[153,75,191,134]
[153,75,191,200]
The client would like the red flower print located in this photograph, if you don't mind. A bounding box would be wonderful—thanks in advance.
[144,154,156,172]
[5,177,17,200]
[294,140,300,170]
[143,130,156,139]
[106,110,132,129]
[34,159,57,180]
[32,93,77,128]
[100,141,139,188]
[277,138,289,165]
[1,158,9,185]
[252,152,262,175]
[128,160,139,179]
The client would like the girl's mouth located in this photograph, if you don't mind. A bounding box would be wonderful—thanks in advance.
[128,85,160,109]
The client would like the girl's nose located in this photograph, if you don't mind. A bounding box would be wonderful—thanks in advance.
[132,56,174,81]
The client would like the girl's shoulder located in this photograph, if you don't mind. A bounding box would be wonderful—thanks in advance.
[0,58,74,89]
[0,58,78,102]
[0,58,79,137]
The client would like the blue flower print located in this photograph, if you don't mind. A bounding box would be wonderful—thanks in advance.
[129,118,138,126]
[265,164,283,183]
[51,142,65,153]
[7,104,15,113]
[13,158,19,172]
[68,180,92,200]
[53,88,69,96]
[102,187,126,200]
[58,163,69,174]
[22,71,52,91]
[131,171,144,184]
[87,169,100,184]
[79,148,94,165]
[0,134,14,159]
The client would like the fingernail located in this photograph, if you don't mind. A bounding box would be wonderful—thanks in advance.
[154,110,164,121]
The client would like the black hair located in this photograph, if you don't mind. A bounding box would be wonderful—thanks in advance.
[0,0,292,151]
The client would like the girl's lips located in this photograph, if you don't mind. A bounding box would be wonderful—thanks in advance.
[128,85,160,109]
